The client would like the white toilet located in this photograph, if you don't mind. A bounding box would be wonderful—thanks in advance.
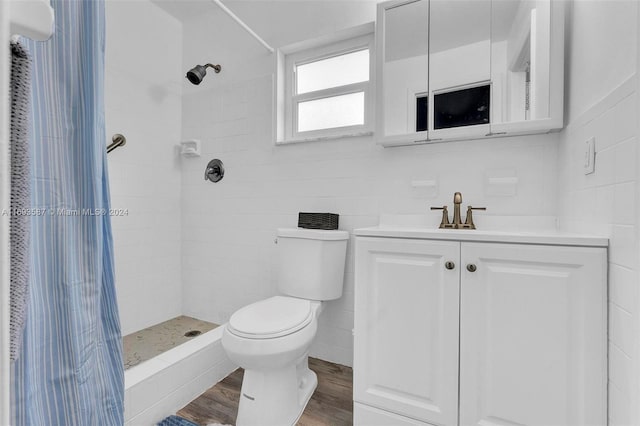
[221,227,349,426]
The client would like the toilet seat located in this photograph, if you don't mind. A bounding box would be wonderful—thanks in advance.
[228,296,313,339]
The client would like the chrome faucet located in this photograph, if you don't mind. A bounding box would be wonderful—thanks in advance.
[431,192,486,229]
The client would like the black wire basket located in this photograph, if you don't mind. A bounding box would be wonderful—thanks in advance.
[298,212,339,230]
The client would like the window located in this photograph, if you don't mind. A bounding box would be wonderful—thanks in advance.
[276,28,374,143]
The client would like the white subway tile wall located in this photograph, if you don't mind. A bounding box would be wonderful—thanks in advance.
[105,0,183,335]
[557,2,639,424]
[558,86,639,425]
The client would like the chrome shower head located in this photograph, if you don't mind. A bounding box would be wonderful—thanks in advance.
[186,63,222,85]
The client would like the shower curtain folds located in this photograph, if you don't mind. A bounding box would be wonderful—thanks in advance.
[11,0,124,424]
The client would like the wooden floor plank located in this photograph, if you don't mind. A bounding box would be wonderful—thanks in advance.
[177,358,353,426]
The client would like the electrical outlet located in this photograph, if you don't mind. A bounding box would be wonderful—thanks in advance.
[584,137,595,175]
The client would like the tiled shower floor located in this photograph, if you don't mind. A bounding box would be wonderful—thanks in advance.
[123,316,218,369]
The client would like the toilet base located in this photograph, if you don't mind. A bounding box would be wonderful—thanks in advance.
[236,355,318,426]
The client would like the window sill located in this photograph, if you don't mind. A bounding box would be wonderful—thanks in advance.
[275,131,374,146]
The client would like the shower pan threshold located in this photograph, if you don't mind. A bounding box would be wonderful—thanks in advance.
[124,315,218,369]
[123,318,236,425]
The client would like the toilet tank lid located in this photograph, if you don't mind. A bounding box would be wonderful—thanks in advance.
[277,228,349,241]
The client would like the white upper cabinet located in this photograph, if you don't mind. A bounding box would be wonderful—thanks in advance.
[376,0,430,145]
[490,0,564,135]
[376,0,564,147]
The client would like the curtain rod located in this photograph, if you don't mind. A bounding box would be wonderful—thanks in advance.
[211,0,275,54]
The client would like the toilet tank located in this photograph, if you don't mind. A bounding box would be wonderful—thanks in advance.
[276,228,349,301]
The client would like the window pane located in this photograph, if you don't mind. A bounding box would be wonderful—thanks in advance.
[297,92,364,132]
[296,49,369,94]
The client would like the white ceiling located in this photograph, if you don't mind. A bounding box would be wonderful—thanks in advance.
[151,0,216,21]
[152,0,378,48]
[151,0,525,52]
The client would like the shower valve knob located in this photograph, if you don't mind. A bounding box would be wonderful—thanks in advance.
[204,159,224,183]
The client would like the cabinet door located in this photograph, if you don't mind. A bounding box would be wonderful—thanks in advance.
[354,237,459,425]
[490,0,565,135]
[459,243,607,426]
[428,0,492,141]
[376,0,430,146]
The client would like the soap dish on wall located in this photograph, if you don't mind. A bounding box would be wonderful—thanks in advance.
[180,140,201,157]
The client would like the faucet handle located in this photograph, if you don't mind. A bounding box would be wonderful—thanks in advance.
[431,205,451,229]
[463,206,486,229]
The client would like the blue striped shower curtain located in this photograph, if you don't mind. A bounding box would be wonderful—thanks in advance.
[11,0,124,424]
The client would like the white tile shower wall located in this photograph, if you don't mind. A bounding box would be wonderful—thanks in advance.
[180,9,559,366]
[105,0,183,335]
[557,1,639,424]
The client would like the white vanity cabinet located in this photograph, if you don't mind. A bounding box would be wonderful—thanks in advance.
[353,235,607,426]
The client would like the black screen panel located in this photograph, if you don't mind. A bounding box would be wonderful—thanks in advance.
[416,95,428,132]
[434,84,490,130]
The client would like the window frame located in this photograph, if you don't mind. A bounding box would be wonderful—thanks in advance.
[278,31,375,144]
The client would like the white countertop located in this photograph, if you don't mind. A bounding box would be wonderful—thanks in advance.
[354,215,608,247]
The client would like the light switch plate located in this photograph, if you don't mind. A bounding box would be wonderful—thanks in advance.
[584,137,595,175]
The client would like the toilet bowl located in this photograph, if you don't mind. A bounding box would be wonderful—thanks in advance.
[222,297,323,426]
[221,228,348,426]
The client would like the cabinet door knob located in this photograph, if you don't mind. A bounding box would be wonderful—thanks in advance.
[466,264,477,272]
[445,261,455,270]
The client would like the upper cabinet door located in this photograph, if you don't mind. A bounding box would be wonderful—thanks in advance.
[376,0,430,146]
[490,0,564,135]
[459,242,607,426]
[428,0,492,141]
